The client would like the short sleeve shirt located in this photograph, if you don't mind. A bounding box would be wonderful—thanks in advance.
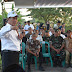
[50,35,65,49]
[24,24,34,34]
[26,39,40,53]
[43,36,50,42]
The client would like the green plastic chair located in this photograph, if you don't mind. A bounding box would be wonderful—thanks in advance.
[25,53,37,70]
[40,41,53,67]
[19,42,26,70]
[56,54,65,67]
[31,56,37,69]
[19,42,37,70]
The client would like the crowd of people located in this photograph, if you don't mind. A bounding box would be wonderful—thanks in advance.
[0,11,72,72]
[20,20,72,72]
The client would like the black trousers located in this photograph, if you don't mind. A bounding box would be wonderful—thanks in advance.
[1,50,20,72]
[27,52,43,69]
[51,50,65,65]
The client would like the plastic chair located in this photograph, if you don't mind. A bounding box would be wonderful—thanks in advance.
[56,54,65,67]
[19,42,26,70]
[40,41,53,67]
[25,54,37,70]
[31,56,37,69]
[19,42,37,70]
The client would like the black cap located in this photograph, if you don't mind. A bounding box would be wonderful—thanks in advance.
[57,21,61,23]
[27,21,30,23]
[24,22,26,23]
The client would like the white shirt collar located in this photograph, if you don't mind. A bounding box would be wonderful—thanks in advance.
[6,23,12,26]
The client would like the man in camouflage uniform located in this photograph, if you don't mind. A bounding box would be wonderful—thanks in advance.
[43,30,50,52]
[50,29,65,67]
[26,33,45,72]
[43,30,50,42]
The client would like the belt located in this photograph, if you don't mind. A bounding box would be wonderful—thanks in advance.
[2,50,20,53]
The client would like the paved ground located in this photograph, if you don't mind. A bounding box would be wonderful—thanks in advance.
[0,63,72,72]
[25,63,72,72]
[0,64,72,72]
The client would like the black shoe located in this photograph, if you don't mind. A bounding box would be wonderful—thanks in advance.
[53,63,57,67]
[39,66,45,71]
[58,64,62,67]
[27,69,31,72]
[65,64,69,68]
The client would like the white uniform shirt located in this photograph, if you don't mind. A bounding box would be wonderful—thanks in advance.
[60,34,66,39]
[49,31,52,36]
[29,35,43,42]
[24,24,34,34]
[0,23,21,51]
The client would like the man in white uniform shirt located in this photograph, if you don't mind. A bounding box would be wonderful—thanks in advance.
[0,11,23,72]
[24,21,34,34]
[29,30,43,42]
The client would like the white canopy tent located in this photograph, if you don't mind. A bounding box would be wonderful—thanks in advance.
[3,0,72,8]
[35,0,72,8]
[14,0,34,8]
[14,0,72,8]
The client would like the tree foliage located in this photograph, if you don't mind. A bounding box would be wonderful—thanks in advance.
[27,8,72,24]
[0,4,25,29]
[12,4,25,24]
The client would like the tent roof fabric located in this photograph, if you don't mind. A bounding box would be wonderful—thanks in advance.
[14,0,72,8]
[35,0,72,7]
[14,0,34,8]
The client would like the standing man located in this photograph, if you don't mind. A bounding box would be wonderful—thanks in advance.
[46,21,50,30]
[54,21,61,29]
[24,21,34,34]
[59,23,65,30]
[0,11,23,72]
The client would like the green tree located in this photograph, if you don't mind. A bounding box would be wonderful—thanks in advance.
[0,0,2,2]
[58,7,72,23]
[27,8,72,25]
[27,8,62,23]
[0,8,8,29]
[12,4,25,25]
[0,15,3,29]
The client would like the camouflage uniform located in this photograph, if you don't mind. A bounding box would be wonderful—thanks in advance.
[43,36,50,52]
[43,36,50,42]
[50,35,65,66]
[25,33,32,39]
[26,39,43,69]
[26,39,40,53]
